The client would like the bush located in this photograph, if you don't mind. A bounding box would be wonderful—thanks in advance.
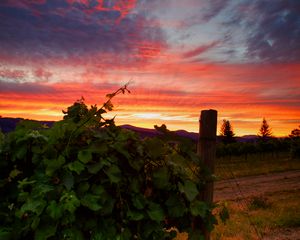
[0,87,218,240]
[248,196,271,210]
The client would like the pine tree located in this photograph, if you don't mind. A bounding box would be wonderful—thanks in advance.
[258,118,272,141]
[220,119,235,144]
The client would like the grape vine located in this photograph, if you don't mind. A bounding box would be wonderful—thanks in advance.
[0,86,221,240]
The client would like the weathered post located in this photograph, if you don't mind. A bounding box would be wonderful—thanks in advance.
[198,109,217,240]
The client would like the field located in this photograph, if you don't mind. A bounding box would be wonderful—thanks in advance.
[176,152,300,240]
[216,152,300,180]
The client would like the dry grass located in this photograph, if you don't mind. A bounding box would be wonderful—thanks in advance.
[211,189,300,240]
[174,190,300,239]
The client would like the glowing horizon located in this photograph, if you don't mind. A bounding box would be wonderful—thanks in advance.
[1,0,300,137]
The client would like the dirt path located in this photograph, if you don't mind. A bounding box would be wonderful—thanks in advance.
[214,170,300,240]
[214,169,300,202]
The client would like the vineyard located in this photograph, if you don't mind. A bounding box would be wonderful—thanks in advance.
[0,87,226,240]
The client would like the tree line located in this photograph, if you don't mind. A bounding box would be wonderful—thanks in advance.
[218,118,300,159]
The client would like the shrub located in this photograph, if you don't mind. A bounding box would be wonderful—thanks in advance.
[248,196,271,210]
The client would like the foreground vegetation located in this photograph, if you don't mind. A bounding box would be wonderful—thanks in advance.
[0,86,299,239]
[0,87,223,240]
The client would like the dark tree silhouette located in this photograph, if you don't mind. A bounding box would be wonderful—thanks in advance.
[220,119,235,144]
[258,118,272,141]
[289,125,300,139]
[289,125,300,159]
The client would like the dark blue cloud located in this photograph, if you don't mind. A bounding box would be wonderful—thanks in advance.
[177,0,230,28]
[0,80,54,94]
[201,0,230,22]
[231,0,300,63]
[0,0,165,65]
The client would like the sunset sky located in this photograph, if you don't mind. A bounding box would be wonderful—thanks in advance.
[0,0,300,136]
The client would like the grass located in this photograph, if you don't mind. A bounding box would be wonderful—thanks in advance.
[173,191,300,239]
[215,152,300,180]
[211,189,300,239]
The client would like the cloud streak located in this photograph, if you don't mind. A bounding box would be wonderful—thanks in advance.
[182,42,219,59]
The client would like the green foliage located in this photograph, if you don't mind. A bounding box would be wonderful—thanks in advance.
[0,86,217,239]
[62,97,89,123]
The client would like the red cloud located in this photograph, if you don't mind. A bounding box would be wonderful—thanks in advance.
[67,0,137,22]
[34,68,52,81]
[0,69,26,80]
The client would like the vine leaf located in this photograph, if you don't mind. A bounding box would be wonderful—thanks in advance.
[190,200,208,218]
[166,194,186,217]
[46,201,63,220]
[0,228,11,239]
[9,168,22,180]
[60,191,80,214]
[87,162,103,174]
[145,138,166,159]
[132,194,146,210]
[45,155,65,176]
[34,224,57,240]
[179,180,199,202]
[78,150,92,164]
[20,198,46,215]
[67,161,85,175]
[62,171,74,190]
[147,203,164,222]
[153,167,169,189]
[105,165,121,183]
[127,209,144,221]
[81,194,102,211]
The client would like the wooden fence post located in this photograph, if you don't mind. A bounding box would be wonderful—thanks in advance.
[197,109,217,240]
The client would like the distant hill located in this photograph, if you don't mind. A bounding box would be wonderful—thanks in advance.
[0,117,258,142]
[236,135,258,142]
[0,117,54,133]
[121,124,199,142]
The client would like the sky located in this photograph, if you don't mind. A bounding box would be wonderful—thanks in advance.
[0,0,300,136]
